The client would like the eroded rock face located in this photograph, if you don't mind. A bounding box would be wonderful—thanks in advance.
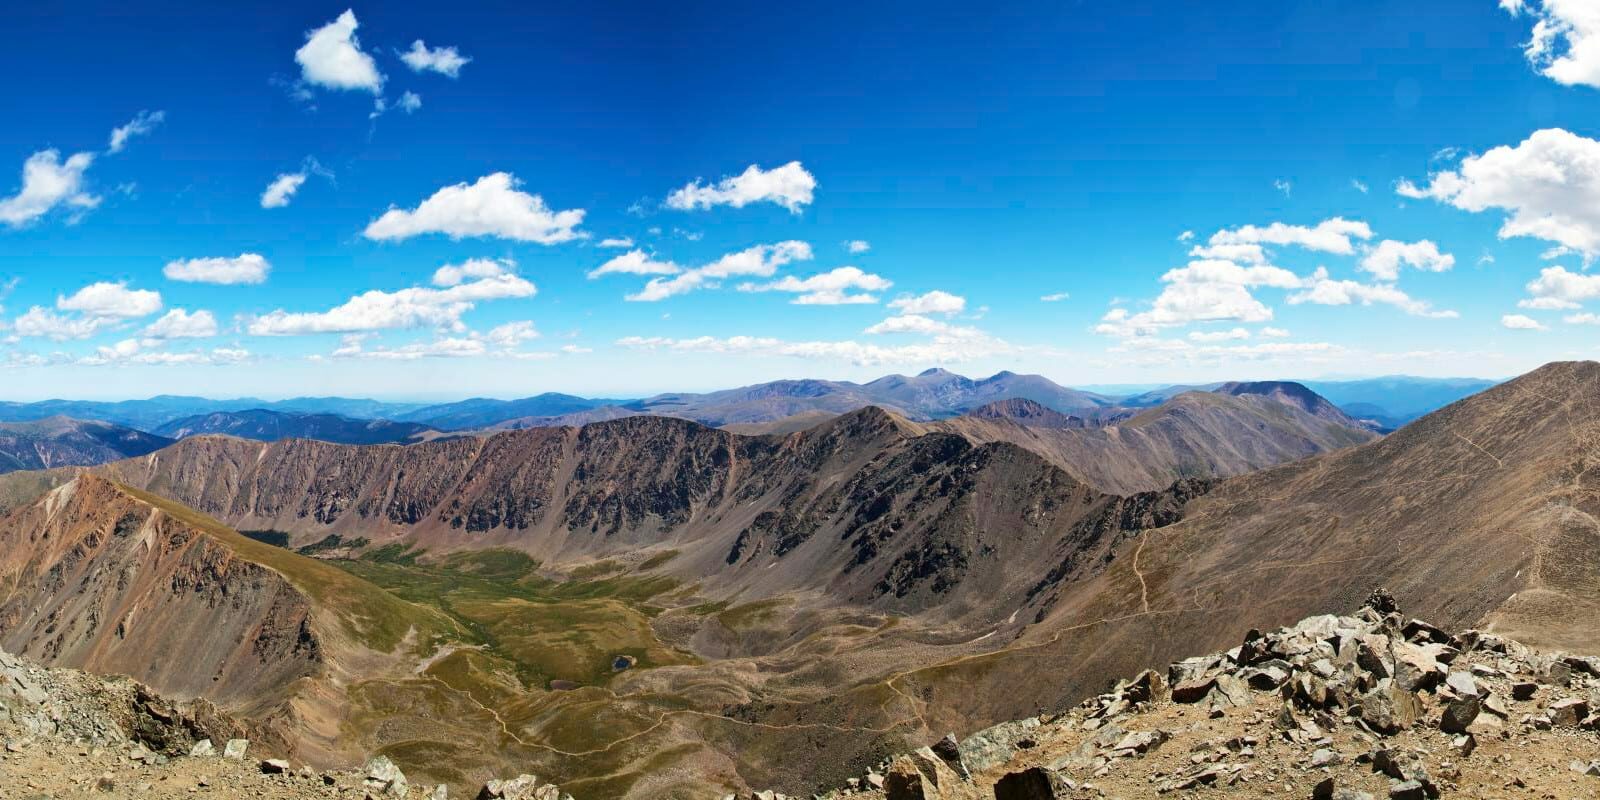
[0,476,321,706]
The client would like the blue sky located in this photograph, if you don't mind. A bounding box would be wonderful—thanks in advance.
[2,0,1598,400]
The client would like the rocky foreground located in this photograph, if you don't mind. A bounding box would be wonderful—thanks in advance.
[3,592,1599,799]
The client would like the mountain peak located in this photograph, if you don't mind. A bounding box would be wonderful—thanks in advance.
[918,367,956,378]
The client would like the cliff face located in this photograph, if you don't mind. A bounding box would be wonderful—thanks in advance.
[0,476,322,707]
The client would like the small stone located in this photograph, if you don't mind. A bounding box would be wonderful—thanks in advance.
[222,739,248,760]
[1388,780,1426,800]
[189,739,215,758]
[1439,695,1481,734]
[261,758,291,774]
[1510,681,1537,701]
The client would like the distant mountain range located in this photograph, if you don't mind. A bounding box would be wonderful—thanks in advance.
[0,416,172,474]
[0,371,1500,439]
[154,410,440,445]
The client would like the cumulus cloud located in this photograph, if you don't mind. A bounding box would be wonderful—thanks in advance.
[623,241,812,301]
[0,150,99,227]
[364,172,585,243]
[431,257,514,287]
[1093,260,1301,337]
[1352,179,1370,194]
[597,237,634,249]
[888,290,966,316]
[665,161,816,213]
[400,40,470,78]
[1398,129,1600,259]
[295,9,383,93]
[12,308,107,341]
[587,250,682,279]
[1274,179,1293,197]
[1501,0,1600,89]
[1501,313,1548,330]
[249,269,535,335]
[1288,268,1459,318]
[142,309,219,338]
[163,253,271,285]
[398,91,422,113]
[740,266,892,305]
[845,240,871,254]
[1208,217,1374,255]
[1358,239,1455,280]
[1522,265,1600,309]
[108,110,165,153]
[57,282,162,318]
[1260,327,1291,338]
[329,320,545,361]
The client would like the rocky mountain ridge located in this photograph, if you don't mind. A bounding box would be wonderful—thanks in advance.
[0,416,172,475]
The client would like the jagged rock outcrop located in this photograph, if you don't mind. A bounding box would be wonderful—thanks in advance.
[792,601,1600,799]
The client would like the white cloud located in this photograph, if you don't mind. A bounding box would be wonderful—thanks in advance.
[77,338,248,367]
[739,266,891,305]
[398,91,422,113]
[143,309,219,338]
[431,257,514,287]
[1501,313,1548,330]
[1040,292,1071,302]
[485,320,539,347]
[295,9,383,93]
[616,330,1008,367]
[888,290,966,316]
[57,282,162,318]
[249,270,535,335]
[1358,239,1455,280]
[624,241,812,301]
[163,253,271,285]
[597,237,634,248]
[1208,217,1374,255]
[665,161,816,213]
[1287,268,1458,318]
[561,344,592,354]
[1522,265,1600,308]
[12,308,106,341]
[400,40,471,78]
[261,172,307,208]
[364,172,585,243]
[1564,312,1600,324]
[1352,179,1370,194]
[1398,129,1600,259]
[1177,230,1195,242]
[1189,327,1251,342]
[0,150,99,227]
[588,250,682,279]
[108,110,165,153]
[1501,0,1600,89]
[845,240,871,254]
[1274,179,1293,197]
[1187,242,1269,264]
[1260,327,1291,338]
[1093,259,1304,337]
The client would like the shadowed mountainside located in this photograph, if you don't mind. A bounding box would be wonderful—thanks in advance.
[155,409,439,445]
[934,389,1379,494]
[0,416,173,475]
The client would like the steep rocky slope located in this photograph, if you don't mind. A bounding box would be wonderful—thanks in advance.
[798,599,1600,800]
[934,390,1378,494]
[0,475,456,767]
[155,409,438,445]
[0,416,172,474]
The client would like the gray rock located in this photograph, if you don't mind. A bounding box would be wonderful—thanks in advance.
[222,739,248,760]
[1358,680,1420,735]
[188,739,215,758]
[364,755,409,797]
[1439,695,1481,734]
[957,716,1040,774]
[261,758,290,774]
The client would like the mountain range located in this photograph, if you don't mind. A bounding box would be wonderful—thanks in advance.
[0,363,1570,798]
[0,416,172,474]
